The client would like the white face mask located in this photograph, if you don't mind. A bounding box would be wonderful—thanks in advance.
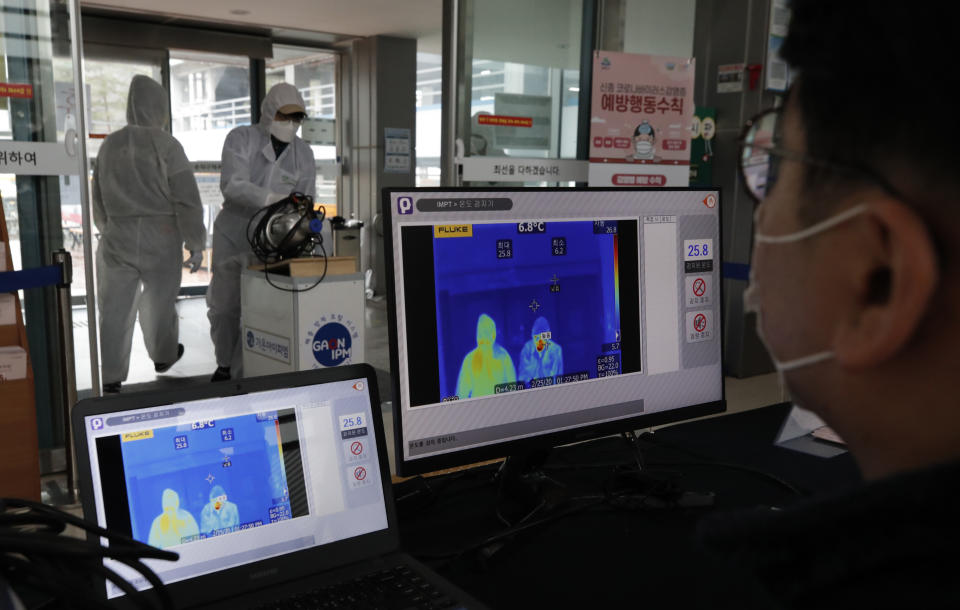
[744,203,869,375]
[270,119,299,143]
[634,141,654,156]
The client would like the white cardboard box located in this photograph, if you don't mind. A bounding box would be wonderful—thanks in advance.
[0,293,15,326]
[0,345,27,381]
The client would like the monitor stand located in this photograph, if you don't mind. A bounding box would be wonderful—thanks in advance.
[494,448,568,525]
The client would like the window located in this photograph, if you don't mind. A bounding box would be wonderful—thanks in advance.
[416,51,442,187]
[170,50,251,162]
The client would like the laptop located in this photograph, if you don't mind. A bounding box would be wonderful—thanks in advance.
[73,364,483,609]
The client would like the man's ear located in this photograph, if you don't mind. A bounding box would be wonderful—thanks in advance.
[833,199,939,367]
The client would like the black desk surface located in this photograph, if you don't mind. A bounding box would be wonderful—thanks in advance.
[396,404,862,608]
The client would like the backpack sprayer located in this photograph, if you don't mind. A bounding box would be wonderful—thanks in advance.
[246,192,327,291]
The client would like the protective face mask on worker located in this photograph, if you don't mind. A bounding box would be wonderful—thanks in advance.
[270,119,299,143]
[744,203,869,373]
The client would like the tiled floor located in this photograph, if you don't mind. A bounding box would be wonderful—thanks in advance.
[75,295,394,397]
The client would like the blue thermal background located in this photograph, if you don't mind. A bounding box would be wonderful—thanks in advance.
[433,221,619,399]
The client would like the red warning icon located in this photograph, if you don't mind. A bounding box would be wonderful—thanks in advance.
[703,194,717,208]
[693,278,707,297]
[350,441,363,455]
[354,466,367,481]
[693,313,708,332]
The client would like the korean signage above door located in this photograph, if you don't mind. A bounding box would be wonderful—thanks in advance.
[588,52,695,187]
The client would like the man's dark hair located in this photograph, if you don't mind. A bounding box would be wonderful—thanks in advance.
[634,121,655,138]
[780,1,955,208]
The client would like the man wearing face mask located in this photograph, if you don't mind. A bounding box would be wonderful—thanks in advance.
[627,120,658,162]
[693,2,960,607]
[206,83,315,381]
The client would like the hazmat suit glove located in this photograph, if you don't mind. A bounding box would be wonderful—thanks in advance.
[184,250,203,273]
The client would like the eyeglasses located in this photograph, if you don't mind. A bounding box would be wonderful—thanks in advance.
[737,108,906,203]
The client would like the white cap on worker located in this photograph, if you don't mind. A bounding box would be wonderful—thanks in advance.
[264,82,306,119]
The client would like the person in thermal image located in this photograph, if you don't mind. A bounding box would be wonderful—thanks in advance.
[519,316,564,385]
[456,314,516,398]
[147,488,199,549]
[200,485,240,535]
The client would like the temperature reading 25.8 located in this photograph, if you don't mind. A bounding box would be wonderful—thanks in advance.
[339,413,365,431]
[683,239,714,261]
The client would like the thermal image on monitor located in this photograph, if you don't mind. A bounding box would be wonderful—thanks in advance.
[118,411,301,549]
[433,220,627,401]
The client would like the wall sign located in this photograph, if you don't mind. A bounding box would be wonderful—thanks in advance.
[0,141,80,176]
[717,64,745,93]
[588,51,696,187]
[458,157,588,183]
[384,127,411,174]
[0,83,33,99]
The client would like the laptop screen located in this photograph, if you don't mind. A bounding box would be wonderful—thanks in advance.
[80,377,388,599]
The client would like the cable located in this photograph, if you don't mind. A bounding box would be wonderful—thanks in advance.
[622,430,647,471]
[417,496,607,567]
[0,498,178,610]
[637,433,803,496]
[645,461,802,496]
[246,194,328,293]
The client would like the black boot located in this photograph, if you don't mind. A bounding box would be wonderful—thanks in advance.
[155,344,185,373]
[211,366,231,382]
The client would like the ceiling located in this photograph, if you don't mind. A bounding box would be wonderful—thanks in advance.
[81,0,444,43]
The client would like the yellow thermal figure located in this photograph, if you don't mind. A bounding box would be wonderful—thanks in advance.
[456,314,516,398]
[148,488,199,549]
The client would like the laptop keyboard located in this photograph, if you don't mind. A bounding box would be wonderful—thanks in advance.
[253,564,463,610]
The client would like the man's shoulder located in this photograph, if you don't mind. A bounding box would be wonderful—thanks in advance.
[226,124,264,142]
[698,458,960,608]
[294,137,316,159]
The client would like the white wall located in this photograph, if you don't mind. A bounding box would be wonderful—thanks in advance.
[622,0,696,59]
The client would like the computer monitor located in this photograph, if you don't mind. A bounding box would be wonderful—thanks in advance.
[383,187,724,477]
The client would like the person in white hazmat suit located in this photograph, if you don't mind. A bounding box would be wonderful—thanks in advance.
[207,83,315,381]
[92,75,205,394]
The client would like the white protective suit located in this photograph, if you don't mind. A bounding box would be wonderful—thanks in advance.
[93,75,205,386]
[207,84,316,374]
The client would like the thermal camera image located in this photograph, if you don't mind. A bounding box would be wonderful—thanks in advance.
[147,489,199,549]
[433,220,625,401]
[119,412,299,548]
[519,316,564,386]
[455,313,517,398]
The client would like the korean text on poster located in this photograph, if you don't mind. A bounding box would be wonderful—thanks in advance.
[589,52,695,166]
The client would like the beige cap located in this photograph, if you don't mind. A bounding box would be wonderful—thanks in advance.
[278,102,306,115]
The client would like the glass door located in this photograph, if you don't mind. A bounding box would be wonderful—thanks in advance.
[455,0,584,186]
[169,50,250,293]
[1,0,93,473]
[71,45,165,394]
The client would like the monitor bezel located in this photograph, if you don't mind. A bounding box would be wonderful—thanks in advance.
[382,186,726,478]
[72,364,398,609]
